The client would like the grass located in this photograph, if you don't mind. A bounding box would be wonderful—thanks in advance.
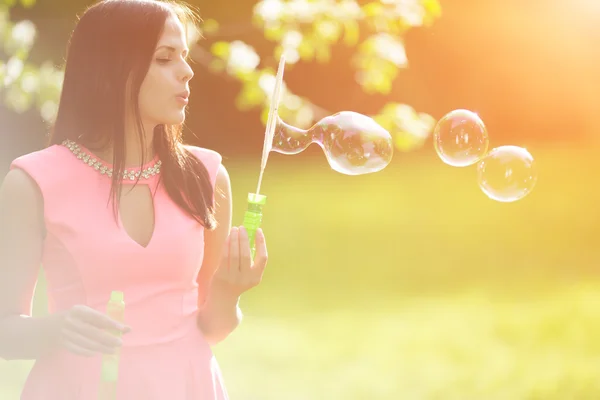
[0,144,596,399]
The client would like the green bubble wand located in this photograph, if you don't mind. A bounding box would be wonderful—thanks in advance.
[242,56,286,259]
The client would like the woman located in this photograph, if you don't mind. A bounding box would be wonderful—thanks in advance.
[0,0,268,398]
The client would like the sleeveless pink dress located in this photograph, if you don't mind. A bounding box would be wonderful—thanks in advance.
[10,142,229,400]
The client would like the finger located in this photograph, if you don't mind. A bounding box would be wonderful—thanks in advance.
[229,227,240,273]
[216,233,230,278]
[65,315,123,349]
[71,305,130,333]
[63,329,117,356]
[62,341,97,357]
[252,228,268,272]
[238,226,252,273]
[62,325,119,356]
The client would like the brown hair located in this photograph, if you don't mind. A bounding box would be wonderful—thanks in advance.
[49,0,216,230]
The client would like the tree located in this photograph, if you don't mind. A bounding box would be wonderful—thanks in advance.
[1,0,441,152]
[1,0,64,122]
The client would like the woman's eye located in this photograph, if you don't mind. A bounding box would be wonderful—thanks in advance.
[156,58,171,64]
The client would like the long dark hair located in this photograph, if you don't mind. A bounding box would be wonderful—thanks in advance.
[49,0,216,230]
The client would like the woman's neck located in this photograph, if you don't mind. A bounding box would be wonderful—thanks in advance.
[85,129,156,168]
[103,140,155,168]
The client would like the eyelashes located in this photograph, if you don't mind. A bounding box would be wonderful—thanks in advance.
[155,57,190,65]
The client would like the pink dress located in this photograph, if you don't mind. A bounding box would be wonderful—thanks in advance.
[10,142,229,399]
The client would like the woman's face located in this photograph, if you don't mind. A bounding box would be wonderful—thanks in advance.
[138,14,194,128]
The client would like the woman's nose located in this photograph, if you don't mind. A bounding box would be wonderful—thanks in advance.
[180,62,194,82]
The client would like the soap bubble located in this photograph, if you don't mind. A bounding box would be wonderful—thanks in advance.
[433,109,489,167]
[272,111,394,175]
[477,145,537,202]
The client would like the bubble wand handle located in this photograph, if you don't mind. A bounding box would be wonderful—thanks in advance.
[243,55,285,258]
[243,193,267,259]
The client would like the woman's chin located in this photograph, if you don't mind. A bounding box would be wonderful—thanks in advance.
[163,111,186,126]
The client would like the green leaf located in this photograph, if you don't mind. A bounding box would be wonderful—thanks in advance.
[373,102,436,152]
[422,0,442,26]
[260,106,270,126]
[236,81,265,111]
[250,13,265,29]
[314,19,341,43]
[0,60,5,85]
[393,132,427,152]
[361,2,383,18]
[40,100,58,122]
[210,41,230,59]
[422,0,442,18]
[264,24,284,42]
[342,20,360,47]
[358,68,392,95]
[297,39,315,61]
[14,46,29,60]
[233,68,256,83]
[208,59,225,73]
[273,45,285,63]
[314,43,330,63]
[5,82,33,113]
[19,0,35,8]
[201,18,219,35]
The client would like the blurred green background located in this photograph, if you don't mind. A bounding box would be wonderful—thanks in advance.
[1,0,599,399]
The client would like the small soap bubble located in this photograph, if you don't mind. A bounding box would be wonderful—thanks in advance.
[433,109,489,167]
[476,145,537,202]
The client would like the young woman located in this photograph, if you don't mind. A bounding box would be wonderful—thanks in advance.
[0,1,268,398]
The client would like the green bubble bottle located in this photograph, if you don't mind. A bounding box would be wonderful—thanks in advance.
[98,290,125,400]
[243,193,267,259]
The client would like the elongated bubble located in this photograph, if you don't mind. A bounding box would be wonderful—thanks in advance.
[272,111,394,175]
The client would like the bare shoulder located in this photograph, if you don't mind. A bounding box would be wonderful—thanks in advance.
[0,168,44,212]
[182,144,222,164]
[215,164,230,186]
[182,144,228,188]
[0,167,45,242]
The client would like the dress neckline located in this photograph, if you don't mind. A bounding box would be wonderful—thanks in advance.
[61,139,162,181]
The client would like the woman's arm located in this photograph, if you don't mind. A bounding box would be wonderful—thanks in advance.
[0,168,60,360]
[195,164,240,345]
[196,163,269,346]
